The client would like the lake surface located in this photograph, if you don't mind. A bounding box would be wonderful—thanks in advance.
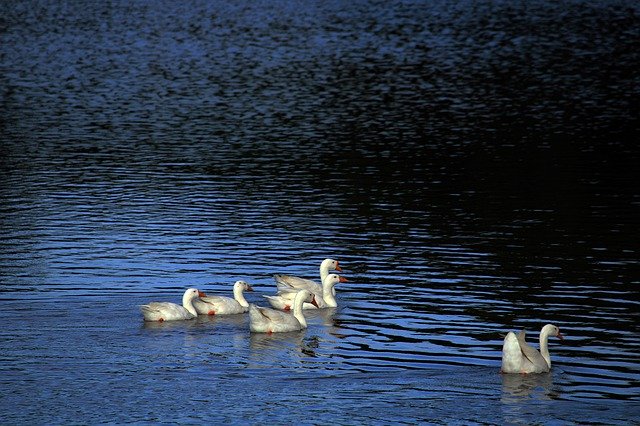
[1,0,639,424]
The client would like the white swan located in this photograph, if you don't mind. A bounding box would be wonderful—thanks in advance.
[274,258,342,296]
[501,324,564,374]
[140,288,205,322]
[193,280,253,315]
[249,289,319,333]
[263,273,347,310]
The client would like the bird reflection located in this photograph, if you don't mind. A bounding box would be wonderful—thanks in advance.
[501,372,559,401]
[248,330,307,350]
[141,312,247,334]
[305,307,351,339]
[307,307,338,326]
[141,319,200,331]
[246,305,348,367]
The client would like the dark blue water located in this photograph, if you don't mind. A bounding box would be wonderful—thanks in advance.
[1,0,639,424]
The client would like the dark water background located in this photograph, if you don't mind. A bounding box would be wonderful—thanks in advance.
[1,0,639,424]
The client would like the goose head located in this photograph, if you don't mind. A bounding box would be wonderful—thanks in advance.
[543,324,564,340]
[323,273,348,289]
[183,288,206,303]
[321,258,343,273]
[298,289,320,308]
[234,280,254,293]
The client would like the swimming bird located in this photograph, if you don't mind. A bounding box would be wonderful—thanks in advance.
[193,280,254,315]
[264,273,347,310]
[249,289,319,333]
[140,288,204,322]
[501,324,564,374]
[274,258,342,296]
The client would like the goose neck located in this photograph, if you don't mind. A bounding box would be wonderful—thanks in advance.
[539,325,553,367]
[322,283,338,307]
[319,259,336,282]
[293,293,308,328]
[234,286,249,308]
[183,296,198,317]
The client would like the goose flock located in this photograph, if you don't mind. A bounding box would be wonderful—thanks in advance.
[140,258,344,334]
[140,258,564,374]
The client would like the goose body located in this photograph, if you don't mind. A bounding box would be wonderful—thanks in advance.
[140,288,204,322]
[274,258,342,296]
[501,324,563,374]
[249,290,319,333]
[264,273,347,310]
[193,281,253,315]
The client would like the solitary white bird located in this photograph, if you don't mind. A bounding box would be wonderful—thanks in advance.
[140,288,205,322]
[193,280,253,315]
[501,324,564,374]
[264,273,348,310]
[249,289,319,333]
[274,258,342,296]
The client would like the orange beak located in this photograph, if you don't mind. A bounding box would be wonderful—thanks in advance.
[335,262,343,272]
[198,291,207,298]
[247,285,254,292]
[339,276,348,283]
[310,295,320,308]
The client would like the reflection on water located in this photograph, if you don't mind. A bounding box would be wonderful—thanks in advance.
[501,372,558,402]
[1,0,639,423]
[248,330,307,352]
[141,311,247,330]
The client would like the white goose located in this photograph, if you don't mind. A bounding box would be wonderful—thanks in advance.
[193,280,253,315]
[249,289,319,333]
[501,324,564,374]
[140,288,205,322]
[264,273,347,310]
[274,258,342,296]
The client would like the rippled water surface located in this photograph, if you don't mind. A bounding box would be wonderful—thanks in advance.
[1,0,639,424]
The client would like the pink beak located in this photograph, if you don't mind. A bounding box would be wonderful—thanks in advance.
[198,291,207,298]
[247,285,254,292]
[339,276,349,283]
[557,331,564,340]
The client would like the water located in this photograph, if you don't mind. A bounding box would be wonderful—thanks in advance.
[1,0,639,423]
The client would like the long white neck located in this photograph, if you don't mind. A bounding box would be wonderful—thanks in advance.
[293,292,308,328]
[539,325,553,367]
[322,282,337,307]
[182,294,198,316]
[319,260,331,282]
[233,285,249,308]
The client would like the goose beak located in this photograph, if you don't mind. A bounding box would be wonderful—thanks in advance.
[247,285,254,292]
[339,276,349,283]
[198,291,207,298]
[335,263,343,272]
[311,295,320,308]
[557,331,564,340]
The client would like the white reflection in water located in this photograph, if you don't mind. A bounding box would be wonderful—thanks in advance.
[500,372,558,402]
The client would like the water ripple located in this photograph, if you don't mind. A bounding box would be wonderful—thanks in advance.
[2,0,639,423]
